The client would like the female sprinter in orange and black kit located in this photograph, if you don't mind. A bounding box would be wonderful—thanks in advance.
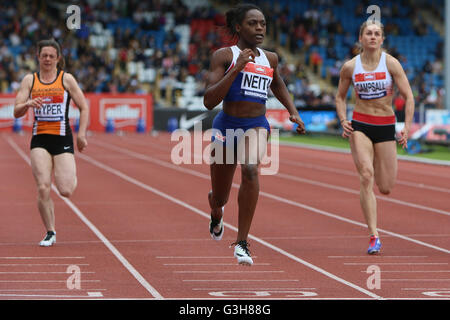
[14,39,89,246]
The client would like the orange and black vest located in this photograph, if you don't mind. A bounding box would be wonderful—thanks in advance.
[30,69,72,136]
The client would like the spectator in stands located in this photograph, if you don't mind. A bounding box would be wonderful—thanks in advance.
[309,49,322,75]
[393,90,406,121]
[1,0,445,110]
[329,61,341,86]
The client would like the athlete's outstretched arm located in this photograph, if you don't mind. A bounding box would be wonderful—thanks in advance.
[335,61,354,138]
[63,73,89,152]
[267,52,305,134]
[14,74,43,118]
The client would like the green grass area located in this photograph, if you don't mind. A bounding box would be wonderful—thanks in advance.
[278,133,450,162]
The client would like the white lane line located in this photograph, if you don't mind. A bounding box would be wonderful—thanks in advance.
[344,263,448,265]
[164,263,271,266]
[173,271,284,273]
[2,238,218,246]
[259,191,450,254]
[0,293,102,298]
[360,270,450,273]
[0,288,107,292]
[0,257,85,259]
[0,280,100,283]
[87,292,104,297]
[0,271,95,274]
[279,159,450,194]
[0,264,90,267]
[6,137,164,300]
[263,235,367,240]
[164,297,437,300]
[402,288,450,290]
[163,297,376,300]
[328,256,428,258]
[156,256,243,259]
[77,152,383,299]
[90,140,450,255]
[93,138,450,210]
[265,234,450,240]
[275,172,450,217]
[382,279,450,282]
[192,287,317,290]
[278,140,450,168]
[183,279,300,282]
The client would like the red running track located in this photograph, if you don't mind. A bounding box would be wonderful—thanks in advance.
[0,131,449,300]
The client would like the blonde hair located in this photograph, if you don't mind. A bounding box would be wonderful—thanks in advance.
[358,20,385,53]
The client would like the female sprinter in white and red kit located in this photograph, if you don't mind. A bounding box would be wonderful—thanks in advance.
[335,20,414,254]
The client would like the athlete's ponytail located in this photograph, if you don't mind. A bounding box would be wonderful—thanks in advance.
[37,39,65,70]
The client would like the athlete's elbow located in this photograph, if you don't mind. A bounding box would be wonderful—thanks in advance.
[405,94,415,106]
[13,109,23,119]
[203,96,217,110]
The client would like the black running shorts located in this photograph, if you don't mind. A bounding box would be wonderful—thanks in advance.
[351,121,396,144]
[30,134,74,155]
[351,111,396,144]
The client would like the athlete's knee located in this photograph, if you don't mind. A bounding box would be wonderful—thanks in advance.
[58,188,72,198]
[377,181,394,195]
[36,182,52,199]
[57,178,77,198]
[57,185,72,197]
[359,166,374,187]
[241,164,259,182]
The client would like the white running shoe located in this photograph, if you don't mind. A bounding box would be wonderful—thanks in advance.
[39,231,56,247]
[209,207,224,240]
[232,240,253,266]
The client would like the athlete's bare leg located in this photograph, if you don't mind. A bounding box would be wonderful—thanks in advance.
[209,145,237,221]
[53,153,77,198]
[236,127,268,242]
[350,132,378,236]
[30,148,55,232]
[373,141,397,195]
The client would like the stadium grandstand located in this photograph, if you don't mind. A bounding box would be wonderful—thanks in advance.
[0,0,447,141]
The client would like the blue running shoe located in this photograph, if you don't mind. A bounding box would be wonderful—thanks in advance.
[367,235,381,254]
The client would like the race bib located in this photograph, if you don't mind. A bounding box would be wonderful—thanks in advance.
[240,63,273,100]
[34,95,65,121]
[354,72,390,100]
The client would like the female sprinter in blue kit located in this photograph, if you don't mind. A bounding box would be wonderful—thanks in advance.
[203,4,306,265]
